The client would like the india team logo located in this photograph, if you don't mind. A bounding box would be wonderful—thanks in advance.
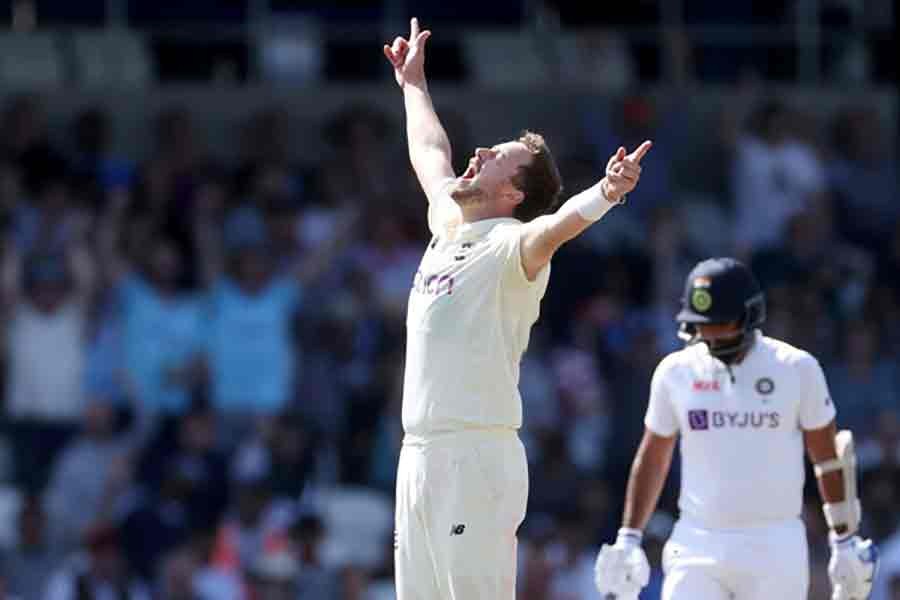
[691,289,712,312]
[691,276,713,312]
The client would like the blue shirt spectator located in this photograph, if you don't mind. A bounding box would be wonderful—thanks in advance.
[120,274,204,413]
[205,275,301,413]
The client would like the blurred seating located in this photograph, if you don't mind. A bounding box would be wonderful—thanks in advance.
[462,32,551,86]
[258,19,324,85]
[70,30,153,87]
[0,32,64,88]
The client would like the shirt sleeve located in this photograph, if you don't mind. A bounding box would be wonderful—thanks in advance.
[797,354,837,430]
[644,358,680,436]
[492,223,551,291]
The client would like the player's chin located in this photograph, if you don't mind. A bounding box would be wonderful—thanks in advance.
[449,182,482,205]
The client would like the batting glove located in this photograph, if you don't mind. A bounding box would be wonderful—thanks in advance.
[829,534,879,600]
[594,528,650,600]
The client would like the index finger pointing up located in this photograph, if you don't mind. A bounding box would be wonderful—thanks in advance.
[410,17,420,39]
[625,140,653,164]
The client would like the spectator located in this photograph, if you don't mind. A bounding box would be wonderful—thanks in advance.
[826,321,899,435]
[246,550,298,600]
[119,464,194,582]
[10,176,89,255]
[873,221,900,356]
[2,494,62,600]
[158,526,244,600]
[731,101,826,255]
[211,468,292,576]
[43,524,150,600]
[136,408,229,530]
[44,400,134,550]
[350,210,421,321]
[2,244,94,423]
[550,316,611,473]
[320,105,401,208]
[98,198,205,417]
[231,413,318,503]
[69,107,135,198]
[752,193,873,322]
[546,510,597,599]
[203,208,303,415]
[582,94,684,222]
[858,411,900,541]
[291,514,341,598]
[2,242,96,487]
[828,105,899,249]
[0,95,68,201]
[528,430,582,518]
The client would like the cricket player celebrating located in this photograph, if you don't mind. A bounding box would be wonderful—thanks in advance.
[383,18,652,600]
[594,257,879,600]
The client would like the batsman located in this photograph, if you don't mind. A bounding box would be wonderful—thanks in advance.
[594,258,879,600]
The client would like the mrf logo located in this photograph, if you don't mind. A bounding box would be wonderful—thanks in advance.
[693,380,720,391]
[688,409,780,430]
[450,524,466,536]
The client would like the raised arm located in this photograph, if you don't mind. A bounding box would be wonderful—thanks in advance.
[519,141,652,280]
[96,187,133,287]
[384,18,454,201]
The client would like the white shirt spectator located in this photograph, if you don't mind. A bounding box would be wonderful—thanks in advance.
[732,136,826,252]
[6,301,86,422]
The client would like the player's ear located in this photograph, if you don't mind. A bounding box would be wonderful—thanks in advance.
[505,185,525,206]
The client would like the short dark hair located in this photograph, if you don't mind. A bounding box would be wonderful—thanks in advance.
[511,130,563,222]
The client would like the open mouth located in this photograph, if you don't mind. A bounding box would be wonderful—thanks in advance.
[461,158,480,180]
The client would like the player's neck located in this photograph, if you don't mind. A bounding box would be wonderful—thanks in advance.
[713,333,757,366]
[459,203,514,224]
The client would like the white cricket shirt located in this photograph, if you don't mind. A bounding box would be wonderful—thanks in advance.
[401,190,550,437]
[645,330,836,529]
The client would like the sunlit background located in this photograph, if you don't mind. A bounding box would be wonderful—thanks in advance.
[0,1,896,599]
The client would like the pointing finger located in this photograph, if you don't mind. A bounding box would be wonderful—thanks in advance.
[410,17,420,39]
[626,140,653,164]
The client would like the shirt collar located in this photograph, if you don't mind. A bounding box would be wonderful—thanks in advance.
[452,217,521,241]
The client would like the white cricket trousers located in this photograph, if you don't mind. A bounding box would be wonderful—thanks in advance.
[394,429,528,600]
[662,516,809,600]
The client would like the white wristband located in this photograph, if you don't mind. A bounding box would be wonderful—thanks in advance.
[823,500,861,535]
[616,527,643,547]
[568,181,620,223]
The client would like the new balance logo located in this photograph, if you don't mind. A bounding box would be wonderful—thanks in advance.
[450,524,466,536]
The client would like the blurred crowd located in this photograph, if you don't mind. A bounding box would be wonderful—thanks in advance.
[0,85,897,600]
